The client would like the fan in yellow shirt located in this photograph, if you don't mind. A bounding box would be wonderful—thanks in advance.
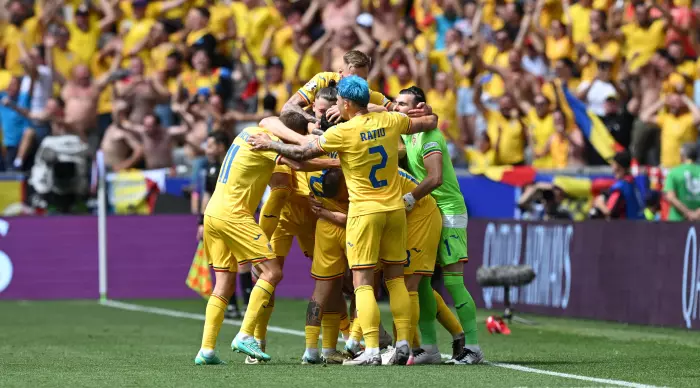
[382,45,418,99]
[426,73,459,145]
[564,0,593,44]
[481,29,511,99]
[545,19,573,63]
[579,21,621,82]
[2,5,42,76]
[67,4,116,64]
[258,57,291,115]
[261,25,322,90]
[525,95,556,168]
[640,93,700,168]
[620,3,669,71]
[50,26,83,81]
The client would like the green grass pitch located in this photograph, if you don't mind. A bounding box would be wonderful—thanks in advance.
[1,298,699,387]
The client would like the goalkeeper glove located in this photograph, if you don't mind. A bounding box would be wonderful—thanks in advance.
[403,193,416,211]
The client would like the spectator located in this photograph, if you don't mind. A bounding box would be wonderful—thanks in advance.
[663,143,700,221]
[101,101,144,172]
[593,151,645,220]
[118,114,174,170]
[518,182,574,221]
[639,91,700,168]
[0,77,31,171]
[322,0,361,33]
[644,191,662,221]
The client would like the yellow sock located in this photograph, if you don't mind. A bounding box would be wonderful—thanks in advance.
[321,312,340,350]
[260,188,289,239]
[354,285,380,348]
[305,325,321,349]
[350,318,363,342]
[201,294,228,350]
[409,291,420,349]
[253,299,274,341]
[240,279,275,336]
[339,314,351,339]
[434,290,463,336]
[385,277,411,343]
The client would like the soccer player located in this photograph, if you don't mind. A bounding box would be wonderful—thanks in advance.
[194,123,306,366]
[281,50,394,124]
[248,75,438,366]
[194,131,252,319]
[396,86,484,364]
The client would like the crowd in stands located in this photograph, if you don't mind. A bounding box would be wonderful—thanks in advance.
[2,0,700,205]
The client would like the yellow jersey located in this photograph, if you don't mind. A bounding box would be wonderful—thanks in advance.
[485,110,526,165]
[398,168,438,222]
[205,127,280,222]
[307,153,350,214]
[566,3,592,44]
[526,110,555,168]
[657,111,697,168]
[297,72,391,109]
[67,22,101,63]
[621,20,666,70]
[52,47,82,80]
[318,111,411,217]
[426,89,458,141]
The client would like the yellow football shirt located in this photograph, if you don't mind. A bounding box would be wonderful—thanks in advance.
[3,17,42,76]
[545,35,573,62]
[52,47,83,80]
[426,89,458,141]
[621,20,666,70]
[526,110,555,168]
[89,55,115,115]
[122,18,157,63]
[318,111,411,217]
[385,75,413,99]
[398,168,438,221]
[68,22,101,63]
[485,111,526,165]
[297,72,390,108]
[205,127,281,222]
[657,112,697,168]
[567,3,592,44]
[306,154,350,214]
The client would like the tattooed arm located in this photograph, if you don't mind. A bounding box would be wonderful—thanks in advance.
[248,133,326,161]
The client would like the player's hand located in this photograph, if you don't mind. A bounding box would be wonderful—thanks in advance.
[196,225,204,241]
[407,102,433,118]
[308,194,323,210]
[403,193,416,212]
[325,105,342,123]
[247,133,273,150]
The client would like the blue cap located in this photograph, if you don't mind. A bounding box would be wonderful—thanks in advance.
[337,75,369,108]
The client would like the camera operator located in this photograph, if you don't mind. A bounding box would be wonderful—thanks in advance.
[591,151,645,220]
[518,182,574,221]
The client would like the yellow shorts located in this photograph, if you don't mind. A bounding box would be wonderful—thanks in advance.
[203,215,274,273]
[270,197,317,258]
[311,219,347,280]
[404,208,441,276]
[346,209,407,270]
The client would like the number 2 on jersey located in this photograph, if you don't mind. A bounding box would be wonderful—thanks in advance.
[368,145,388,188]
[218,144,240,184]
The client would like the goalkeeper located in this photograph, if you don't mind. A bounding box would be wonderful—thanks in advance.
[397,86,483,365]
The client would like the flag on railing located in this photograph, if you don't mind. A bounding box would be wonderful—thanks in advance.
[186,241,212,299]
[561,85,624,163]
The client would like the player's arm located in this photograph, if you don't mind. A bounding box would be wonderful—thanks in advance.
[316,208,347,227]
[249,135,326,161]
[405,114,439,135]
[281,93,318,123]
[259,116,310,145]
[279,156,340,172]
[410,150,443,201]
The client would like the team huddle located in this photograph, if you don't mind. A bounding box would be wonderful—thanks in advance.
[196,50,484,366]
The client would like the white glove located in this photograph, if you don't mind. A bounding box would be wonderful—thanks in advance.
[403,192,416,212]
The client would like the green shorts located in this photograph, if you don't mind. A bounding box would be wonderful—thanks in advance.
[438,226,468,267]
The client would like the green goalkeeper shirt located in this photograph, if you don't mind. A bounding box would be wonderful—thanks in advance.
[402,130,467,216]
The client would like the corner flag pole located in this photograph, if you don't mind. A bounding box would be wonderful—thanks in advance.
[96,151,108,302]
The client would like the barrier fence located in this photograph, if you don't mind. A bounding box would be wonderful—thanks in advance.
[0,216,698,330]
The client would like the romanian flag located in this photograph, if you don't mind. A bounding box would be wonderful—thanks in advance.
[470,164,615,198]
[561,84,624,163]
[186,241,212,299]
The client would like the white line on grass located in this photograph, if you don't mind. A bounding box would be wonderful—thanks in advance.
[100,300,662,388]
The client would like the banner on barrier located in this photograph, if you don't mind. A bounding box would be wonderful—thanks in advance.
[0,216,698,330]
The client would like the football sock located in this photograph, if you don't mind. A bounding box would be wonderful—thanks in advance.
[349,317,363,342]
[434,290,463,337]
[354,285,380,349]
[240,279,275,337]
[339,314,351,339]
[305,325,321,350]
[418,277,438,346]
[409,291,420,349]
[239,271,253,305]
[253,297,274,341]
[201,294,228,350]
[385,276,411,345]
[259,188,289,239]
[444,272,478,344]
[321,312,341,350]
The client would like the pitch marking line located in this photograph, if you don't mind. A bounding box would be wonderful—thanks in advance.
[100,300,662,388]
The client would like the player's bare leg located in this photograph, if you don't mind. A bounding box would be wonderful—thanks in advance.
[343,268,381,366]
[196,271,236,365]
[232,258,283,362]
